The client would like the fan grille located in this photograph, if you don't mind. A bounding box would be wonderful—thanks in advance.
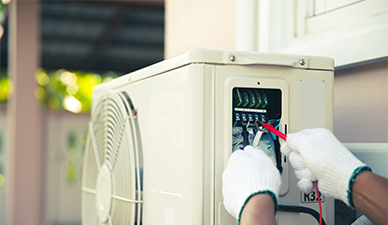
[82,90,143,224]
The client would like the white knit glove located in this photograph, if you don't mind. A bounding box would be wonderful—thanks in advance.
[222,146,281,220]
[281,128,369,206]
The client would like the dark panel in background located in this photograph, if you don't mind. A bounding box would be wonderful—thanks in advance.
[1,0,165,74]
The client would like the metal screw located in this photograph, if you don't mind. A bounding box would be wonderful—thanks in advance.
[267,144,271,149]
[299,59,306,66]
[257,82,261,85]
[230,55,236,62]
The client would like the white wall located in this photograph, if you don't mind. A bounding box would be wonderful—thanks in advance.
[165,0,236,59]
[334,62,388,143]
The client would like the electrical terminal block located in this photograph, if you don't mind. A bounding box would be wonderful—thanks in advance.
[241,113,247,122]
[235,112,241,121]
[254,114,260,122]
[234,107,267,128]
[247,114,254,122]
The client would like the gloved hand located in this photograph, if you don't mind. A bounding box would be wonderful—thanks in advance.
[281,128,369,206]
[222,146,281,220]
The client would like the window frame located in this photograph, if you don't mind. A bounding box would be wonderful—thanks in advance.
[243,0,388,68]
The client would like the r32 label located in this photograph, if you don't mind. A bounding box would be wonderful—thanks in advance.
[300,191,325,203]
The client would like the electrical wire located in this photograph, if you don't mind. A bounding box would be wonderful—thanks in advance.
[233,141,243,151]
[255,121,266,132]
[267,119,279,140]
[252,129,263,147]
[255,121,260,130]
[278,205,326,225]
[316,181,322,225]
[232,140,241,145]
[261,124,324,224]
[242,125,250,147]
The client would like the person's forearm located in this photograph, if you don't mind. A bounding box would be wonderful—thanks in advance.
[352,170,388,225]
[240,193,277,225]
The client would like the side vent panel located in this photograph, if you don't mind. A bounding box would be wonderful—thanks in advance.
[82,90,143,224]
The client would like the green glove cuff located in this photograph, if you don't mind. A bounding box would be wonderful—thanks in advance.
[237,190,278,225]
[347,166,372,207]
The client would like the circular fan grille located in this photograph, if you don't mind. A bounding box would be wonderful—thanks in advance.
[82,90,142,225]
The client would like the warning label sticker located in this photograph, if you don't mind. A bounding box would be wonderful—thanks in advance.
[300,190,325,203]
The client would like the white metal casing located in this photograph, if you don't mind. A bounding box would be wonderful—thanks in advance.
[88,49,334,225]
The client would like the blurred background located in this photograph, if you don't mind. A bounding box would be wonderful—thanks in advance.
[0,0,386,225]
[0,1,164,224]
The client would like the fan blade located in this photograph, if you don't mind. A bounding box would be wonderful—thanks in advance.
[110,117,129,172]
[82,134,99,189]
[89,122,102,168]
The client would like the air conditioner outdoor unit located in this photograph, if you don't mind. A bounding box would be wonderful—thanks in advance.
[81,49,334,225]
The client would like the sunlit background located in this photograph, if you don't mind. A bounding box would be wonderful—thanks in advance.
[1,68,120,112]
[0,0,164,224]
[34,69,118,113]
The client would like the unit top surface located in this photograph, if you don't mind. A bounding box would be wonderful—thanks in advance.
[94,48,334,91]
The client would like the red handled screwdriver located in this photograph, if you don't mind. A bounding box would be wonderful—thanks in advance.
[261,122,287,141]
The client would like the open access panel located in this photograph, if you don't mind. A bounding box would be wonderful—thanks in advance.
[214,60,334,225]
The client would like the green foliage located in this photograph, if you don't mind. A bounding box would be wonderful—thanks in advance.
[0,76,13,103]
[35,68,119,113]
[0,68,121,113]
